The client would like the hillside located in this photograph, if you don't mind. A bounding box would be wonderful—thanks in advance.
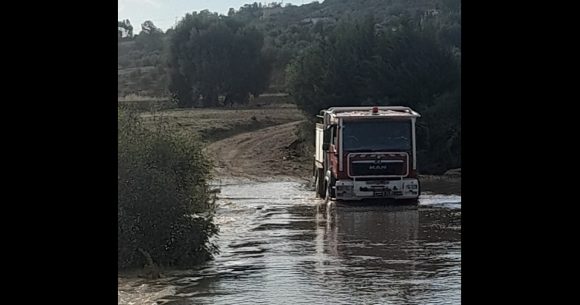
[118,0,460,98]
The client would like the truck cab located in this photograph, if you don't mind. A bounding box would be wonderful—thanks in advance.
[314,106,421,202]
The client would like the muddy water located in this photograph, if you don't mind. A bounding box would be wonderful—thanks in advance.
[118,178,461,305]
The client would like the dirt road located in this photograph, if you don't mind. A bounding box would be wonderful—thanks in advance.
[206,121,311,181]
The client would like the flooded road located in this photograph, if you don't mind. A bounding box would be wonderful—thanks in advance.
[119,178,461,305]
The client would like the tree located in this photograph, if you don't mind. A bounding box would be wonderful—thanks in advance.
[141,20,160,34]
[118,19,133,40]
[286,17,378,115]
[372,26,460,110]
[135,20,164,52]
[167,12,271,107]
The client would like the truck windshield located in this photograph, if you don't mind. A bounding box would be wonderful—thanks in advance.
[342,120,412,151]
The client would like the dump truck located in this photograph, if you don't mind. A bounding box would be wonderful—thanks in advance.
[314,106,421,202]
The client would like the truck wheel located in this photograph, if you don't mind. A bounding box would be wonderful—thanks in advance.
[315,168,325,198]
[418,180,422,197]
[325,175,336,201]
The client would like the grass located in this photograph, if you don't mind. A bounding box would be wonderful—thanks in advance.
[118,95,176,112]
[118,94,168,102]
[138,96,306,143]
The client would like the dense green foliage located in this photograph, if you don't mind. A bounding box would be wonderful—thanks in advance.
[167,11,271,107]
[118,20,168,98]
[118,0,460,98]
[118,109,218,269]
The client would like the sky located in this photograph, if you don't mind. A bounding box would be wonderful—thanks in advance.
[118,0,314,33]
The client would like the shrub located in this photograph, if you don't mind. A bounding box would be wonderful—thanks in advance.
[118,109,218,270]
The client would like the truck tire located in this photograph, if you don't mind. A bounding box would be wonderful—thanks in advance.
[325,174,336,201]
[315,168,325,198]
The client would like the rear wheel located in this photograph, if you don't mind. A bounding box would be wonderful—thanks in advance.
[314,168,325,198]
[325,174,336,201]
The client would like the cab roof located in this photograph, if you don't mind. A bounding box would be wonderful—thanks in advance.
[322,106,420,118]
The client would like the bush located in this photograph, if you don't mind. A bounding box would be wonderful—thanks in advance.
[416,88,461,174]
[293,119,315,159]
[118,109,218,270]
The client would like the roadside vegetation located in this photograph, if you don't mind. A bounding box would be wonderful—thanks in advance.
[118,108,218,271]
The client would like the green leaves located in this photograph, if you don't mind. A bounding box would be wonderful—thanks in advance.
[167,13,271,107]
[118,110,218,269]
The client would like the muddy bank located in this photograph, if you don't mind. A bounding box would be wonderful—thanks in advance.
[205,121,312,181]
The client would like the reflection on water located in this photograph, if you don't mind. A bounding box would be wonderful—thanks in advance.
[119,180,461,305]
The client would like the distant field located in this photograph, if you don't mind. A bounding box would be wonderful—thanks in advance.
[138,97,305,143]
[118,93,292,111]
[118,96,175,112]
[117,66,156,75]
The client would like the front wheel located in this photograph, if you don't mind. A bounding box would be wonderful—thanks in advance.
[325,175,336,201]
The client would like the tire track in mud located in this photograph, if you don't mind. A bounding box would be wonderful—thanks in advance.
[205,120,310,181]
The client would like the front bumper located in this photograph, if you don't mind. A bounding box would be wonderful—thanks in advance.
[334,178,419,200]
